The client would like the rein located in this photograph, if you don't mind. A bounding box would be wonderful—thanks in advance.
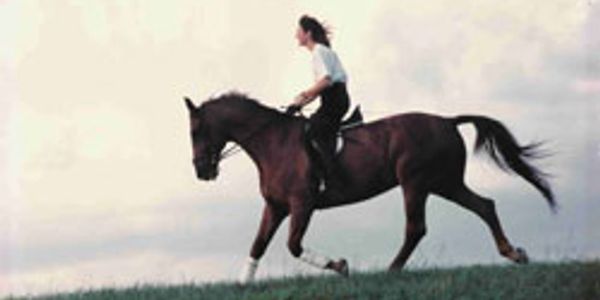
[217,106,365,161]
[218,110,302,161]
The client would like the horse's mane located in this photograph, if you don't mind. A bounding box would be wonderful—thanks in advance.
[205,91,256,104]
[204,91,286,118]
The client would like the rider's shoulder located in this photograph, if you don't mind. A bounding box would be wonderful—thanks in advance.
[313,43,334,55]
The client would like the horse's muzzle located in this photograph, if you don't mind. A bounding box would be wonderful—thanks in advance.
[194,158,219,181]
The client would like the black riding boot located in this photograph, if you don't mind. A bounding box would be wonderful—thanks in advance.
[308,82,351,193]
[312,134,345,191]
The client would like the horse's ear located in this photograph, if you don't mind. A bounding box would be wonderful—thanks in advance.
[184,97,196,111]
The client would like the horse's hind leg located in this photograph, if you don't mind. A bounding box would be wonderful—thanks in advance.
[389,187,429,270]
[437,184,529,264]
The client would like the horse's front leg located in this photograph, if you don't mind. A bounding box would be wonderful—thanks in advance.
[239,203,287,284]
[287,197,349,277]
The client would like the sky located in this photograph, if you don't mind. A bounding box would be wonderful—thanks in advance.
[1,0,599,297]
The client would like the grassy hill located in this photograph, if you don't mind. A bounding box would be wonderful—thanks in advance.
[11,261,600,300]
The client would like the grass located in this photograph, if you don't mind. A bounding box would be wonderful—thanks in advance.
[8,261,600,300]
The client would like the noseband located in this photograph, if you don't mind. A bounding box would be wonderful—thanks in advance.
[194,144,222,175]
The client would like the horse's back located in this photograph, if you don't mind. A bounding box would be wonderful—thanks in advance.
[343,112,457,145]
[342,112,465,186]
[377,112,464,156]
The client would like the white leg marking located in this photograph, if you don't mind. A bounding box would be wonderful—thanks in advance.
[299,248,331,269]
[238,257,259,284]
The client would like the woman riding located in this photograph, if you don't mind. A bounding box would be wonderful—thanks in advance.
[286,15,350,190]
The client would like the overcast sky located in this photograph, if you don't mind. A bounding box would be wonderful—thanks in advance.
[1,0,599,296]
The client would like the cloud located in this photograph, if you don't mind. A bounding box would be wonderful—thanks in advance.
[3,0,600,296]
[363,0,586,106]
[573,78,600,94]
[3,251,233,297]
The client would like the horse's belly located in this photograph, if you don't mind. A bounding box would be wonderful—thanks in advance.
[316,179,398,209]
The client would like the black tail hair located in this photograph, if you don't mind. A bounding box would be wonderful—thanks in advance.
[455,115,556,212]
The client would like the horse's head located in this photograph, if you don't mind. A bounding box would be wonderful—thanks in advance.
[185,97,227,181]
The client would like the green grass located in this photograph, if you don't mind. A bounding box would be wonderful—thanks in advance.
[9,261,600,300]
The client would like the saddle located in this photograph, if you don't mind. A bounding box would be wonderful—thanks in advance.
[303,105,364,154]
[340,105,364,128]
[335,105,364,153]
[301,106,363,193]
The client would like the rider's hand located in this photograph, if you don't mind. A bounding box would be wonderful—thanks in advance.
[285,104,301,115]
[294,92,307,103]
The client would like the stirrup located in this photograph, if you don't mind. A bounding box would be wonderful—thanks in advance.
[318,178,326,192]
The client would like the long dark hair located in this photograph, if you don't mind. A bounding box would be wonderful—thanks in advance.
[299,15,331,47]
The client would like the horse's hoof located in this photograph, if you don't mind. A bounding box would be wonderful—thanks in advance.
[388,266,402,272]
[332,259,349,277]
[514,247,529,264]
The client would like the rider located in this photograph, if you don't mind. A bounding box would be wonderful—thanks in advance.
[286,15,350,190]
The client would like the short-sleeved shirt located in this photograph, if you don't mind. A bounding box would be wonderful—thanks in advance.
[312,44,347,85]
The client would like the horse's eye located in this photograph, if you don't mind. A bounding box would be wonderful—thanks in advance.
[192,128,212,143]
[192,125,202,135]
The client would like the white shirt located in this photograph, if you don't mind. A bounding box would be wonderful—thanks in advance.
[312,44,347,84]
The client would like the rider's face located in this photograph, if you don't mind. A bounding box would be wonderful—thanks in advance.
[296,27,310,47]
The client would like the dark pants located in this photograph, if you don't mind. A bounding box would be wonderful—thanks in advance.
[307,82,350,181]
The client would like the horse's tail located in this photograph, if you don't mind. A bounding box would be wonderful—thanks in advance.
[454,115,556,212]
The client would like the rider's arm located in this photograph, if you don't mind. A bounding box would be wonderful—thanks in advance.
[294,76,331,107]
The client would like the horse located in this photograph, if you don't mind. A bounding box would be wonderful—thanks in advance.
[184,92,555,284]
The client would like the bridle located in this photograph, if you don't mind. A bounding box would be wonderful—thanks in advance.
[217,109,303,161]
[211,105,366,163]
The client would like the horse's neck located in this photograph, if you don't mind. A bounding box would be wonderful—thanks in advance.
[224,106,284,166]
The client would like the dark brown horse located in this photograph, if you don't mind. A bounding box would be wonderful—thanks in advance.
[184,92,555,283]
